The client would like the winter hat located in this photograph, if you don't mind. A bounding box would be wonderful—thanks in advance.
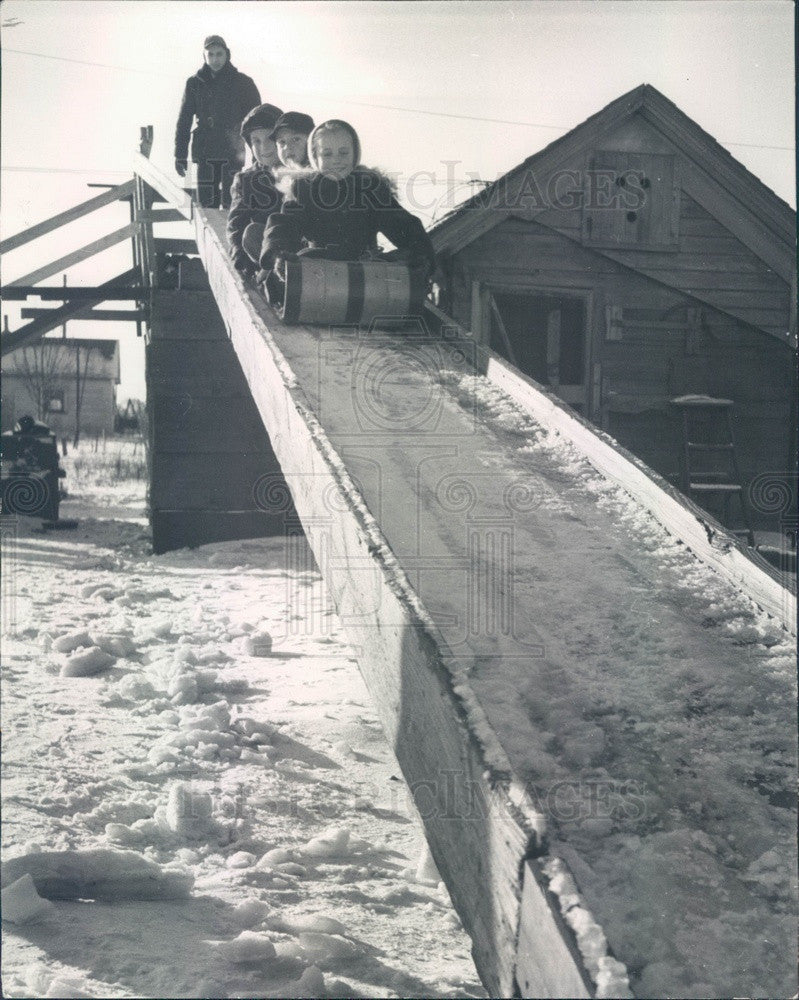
[307,120,361,170]
[241,103,284,145]
[203,34,230,55]
[269,111,315,139]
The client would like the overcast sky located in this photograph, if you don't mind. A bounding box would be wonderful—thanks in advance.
[1,0,795,400]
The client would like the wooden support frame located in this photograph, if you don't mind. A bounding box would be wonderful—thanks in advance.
[1,269,137,356]
[0,180,135,255]
[6,224,137,289]
[1,286,142,301]
[21,308,146,322]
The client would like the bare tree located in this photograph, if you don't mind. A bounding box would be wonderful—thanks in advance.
[13,338,97,446]
[15,340,70,422]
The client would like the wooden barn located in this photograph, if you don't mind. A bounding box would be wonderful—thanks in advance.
[430,84,796,530]
[1,337,120,438]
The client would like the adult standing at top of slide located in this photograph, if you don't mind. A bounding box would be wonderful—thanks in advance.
[174,35,261,209]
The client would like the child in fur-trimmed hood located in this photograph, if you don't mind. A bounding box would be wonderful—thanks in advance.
[260,120,435,283]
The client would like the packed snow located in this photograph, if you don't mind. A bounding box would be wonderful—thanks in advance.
[261,320,797,998]
[1,441,485,999]
[447,372,798,999]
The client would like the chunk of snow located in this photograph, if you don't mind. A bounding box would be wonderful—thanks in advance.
[259,847,294,867]
[217,930,276,964]
[564,905,608,977]
[595,956,633,999]
[115,675,157,701]
[244,631,273,656]
[94,634,136,657]
[231,898,270,928]
[53,630,94,654]
[164,782,214,837]
[415,842,441,886]
[300,826,350,859]
[104,823,145,846]
[299,931,359,962]
[276,862,307,877]
[168,674,198,703]
[290,914,348,936]
[288,965,326,997]
[139,618,173,640]
[45,977,97,998]
[1,849,193,900]
[93,586,123,602]
[1,873,54,924]
[226,851,256,869]
[60,646,116,677]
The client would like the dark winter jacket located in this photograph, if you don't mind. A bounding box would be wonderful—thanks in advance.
[227,164,283,273]
[261,167,435,273]
[174,62,261,165]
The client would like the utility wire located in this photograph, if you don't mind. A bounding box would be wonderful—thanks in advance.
[5,46,794,152]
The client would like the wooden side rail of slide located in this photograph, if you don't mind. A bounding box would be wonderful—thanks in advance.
[423,302,796,635]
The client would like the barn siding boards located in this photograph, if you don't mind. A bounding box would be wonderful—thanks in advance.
[146,282,291,553]
[450,211,793,519]
[432,84,794,343]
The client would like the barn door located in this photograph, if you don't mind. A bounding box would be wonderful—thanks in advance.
[487,290,588,412]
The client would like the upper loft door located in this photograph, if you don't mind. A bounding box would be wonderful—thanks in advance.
[487,289,589,412]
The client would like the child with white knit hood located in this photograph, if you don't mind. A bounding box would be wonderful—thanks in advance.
[260,119,435,290]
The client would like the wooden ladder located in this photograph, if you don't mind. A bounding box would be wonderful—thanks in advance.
[671,395,754,545]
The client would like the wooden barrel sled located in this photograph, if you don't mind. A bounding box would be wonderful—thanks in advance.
[280,258,428,327]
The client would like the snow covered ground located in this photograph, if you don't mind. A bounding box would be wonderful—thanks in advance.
[1,440,485,999]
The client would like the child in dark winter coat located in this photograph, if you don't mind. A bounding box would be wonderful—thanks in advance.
[271,111,315,170]
[260,120,435,288]
[174,35,261,209]
[226,103,284,280]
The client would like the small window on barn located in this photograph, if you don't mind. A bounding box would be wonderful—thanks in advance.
[582,151,680,250]
[46,389,65,414]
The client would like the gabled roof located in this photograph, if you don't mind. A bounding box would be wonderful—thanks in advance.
[430,84,795,285]
[5,338,120,381]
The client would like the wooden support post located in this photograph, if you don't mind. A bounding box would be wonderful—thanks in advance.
[489,293,519,368]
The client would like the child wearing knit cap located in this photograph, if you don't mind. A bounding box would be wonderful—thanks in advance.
[226,103,285,281]
[260,119,435,294]
[271,111,315,170]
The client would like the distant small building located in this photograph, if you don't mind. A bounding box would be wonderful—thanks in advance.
[1,338,120,437]
[429,85,796,512]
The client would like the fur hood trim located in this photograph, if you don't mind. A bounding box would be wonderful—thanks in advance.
[274,164,399,199]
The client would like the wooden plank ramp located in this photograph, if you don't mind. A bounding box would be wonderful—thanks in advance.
[190,206,605,997]
[160,196,794,998]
